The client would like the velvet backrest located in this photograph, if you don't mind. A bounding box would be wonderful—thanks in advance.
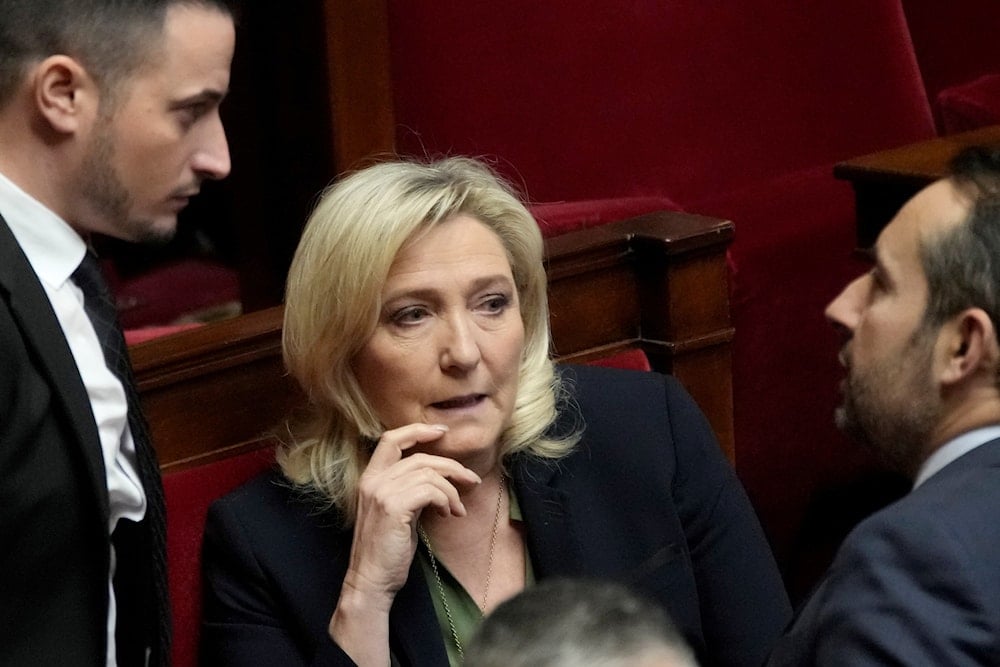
[902,0,1000,134]
[528,195,681,238]
[163,447,276,667]
[389,0,933,205]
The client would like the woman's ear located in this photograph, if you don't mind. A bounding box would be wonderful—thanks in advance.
[33,55,98,135]
[939,308,998,386]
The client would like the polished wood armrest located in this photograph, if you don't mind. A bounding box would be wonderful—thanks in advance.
[133,210,735,470]
[131,306,297,471]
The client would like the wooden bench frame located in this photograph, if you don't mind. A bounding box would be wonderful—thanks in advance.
[133,210,735,469]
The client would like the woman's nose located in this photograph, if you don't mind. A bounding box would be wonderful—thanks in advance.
[439,315,481,371]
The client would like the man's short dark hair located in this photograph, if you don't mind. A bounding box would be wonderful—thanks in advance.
[920,147,1000,349]
[465,577,698,667]
[0,0,235,109]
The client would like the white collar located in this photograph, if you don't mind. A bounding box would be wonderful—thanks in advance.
[913,425,1000,488]
[0,170,86,289]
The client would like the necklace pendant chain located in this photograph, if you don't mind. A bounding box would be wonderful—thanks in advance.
[418,472,507,660]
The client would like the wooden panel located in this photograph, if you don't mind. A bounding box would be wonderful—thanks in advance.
[322,0,395,172]
[134,212,735,469]
[131,307,299,472]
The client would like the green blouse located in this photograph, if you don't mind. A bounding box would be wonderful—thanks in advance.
[415,483,534,666]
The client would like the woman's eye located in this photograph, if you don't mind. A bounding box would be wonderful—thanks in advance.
[481,294,511,314]
[391,306,428,325]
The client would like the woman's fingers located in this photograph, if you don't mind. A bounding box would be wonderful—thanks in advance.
[366,423,482,503]
[367,422,450,469]
[348,421,484,596]
[375,464,474,518]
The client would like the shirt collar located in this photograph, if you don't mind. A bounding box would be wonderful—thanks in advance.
[0,169,87,289]
[913,425,1000,488]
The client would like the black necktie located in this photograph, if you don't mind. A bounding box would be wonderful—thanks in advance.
[72,250,171,666]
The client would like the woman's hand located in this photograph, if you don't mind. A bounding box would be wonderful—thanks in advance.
[329,423,481,663]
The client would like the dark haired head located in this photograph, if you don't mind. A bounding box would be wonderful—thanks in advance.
[919,146,1000,367]
[0,0,235,109]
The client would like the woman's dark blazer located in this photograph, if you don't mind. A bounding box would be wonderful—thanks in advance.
[202,364,791,667]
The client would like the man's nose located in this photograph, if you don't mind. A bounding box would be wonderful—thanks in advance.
[825,274,867,335]
[192,114,231,181]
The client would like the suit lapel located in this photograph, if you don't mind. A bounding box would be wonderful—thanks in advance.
[0,215,110,517]
[388,558,450,665]
[383,453,587,664]
[511,454,585,578]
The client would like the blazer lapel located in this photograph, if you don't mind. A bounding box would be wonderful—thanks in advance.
[388,559,450,665]
[0,215,110,517]
[511,454,585,578]
[384,456,587,664]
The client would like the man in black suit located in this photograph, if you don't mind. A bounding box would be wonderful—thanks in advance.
[0,1,234,664]
[767,146,1000,664]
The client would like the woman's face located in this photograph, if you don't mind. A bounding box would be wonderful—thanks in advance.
[353,214,525,465]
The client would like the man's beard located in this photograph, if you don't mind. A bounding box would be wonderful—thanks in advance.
[835,332,940,477]
[78,122,174,245]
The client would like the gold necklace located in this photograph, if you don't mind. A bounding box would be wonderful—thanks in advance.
[417,473,506,661]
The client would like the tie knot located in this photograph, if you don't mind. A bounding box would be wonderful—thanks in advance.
[72,251,112,304]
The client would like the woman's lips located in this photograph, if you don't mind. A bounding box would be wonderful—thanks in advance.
[431,394,486,409]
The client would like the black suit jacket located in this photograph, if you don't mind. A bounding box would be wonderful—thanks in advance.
[0,215,161,666]
[202,365,791,667]
[767,437,1000,665]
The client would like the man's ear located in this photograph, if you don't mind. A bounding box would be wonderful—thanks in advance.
[939,308,998,386]
[33,55,98,135]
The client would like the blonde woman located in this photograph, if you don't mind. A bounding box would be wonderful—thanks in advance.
[201,157,790,666]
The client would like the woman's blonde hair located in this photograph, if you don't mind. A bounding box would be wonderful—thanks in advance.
[279,157,576,519]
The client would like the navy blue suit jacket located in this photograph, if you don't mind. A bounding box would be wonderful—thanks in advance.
[202,364,791,667]
[767,438,1000,665]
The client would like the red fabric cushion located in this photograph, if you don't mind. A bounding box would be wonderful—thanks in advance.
[114,258,240,330]
[937,73,1000,135]
[582,348,653,372]
[124,323,202,346]
[529,196,681,238]
[164,447,276,667]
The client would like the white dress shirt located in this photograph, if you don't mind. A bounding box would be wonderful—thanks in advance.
[913,425,1000,488]
[1,170,146,667]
